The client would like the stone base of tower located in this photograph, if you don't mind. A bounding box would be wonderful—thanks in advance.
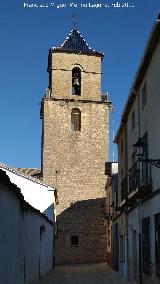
[55,198,107,265]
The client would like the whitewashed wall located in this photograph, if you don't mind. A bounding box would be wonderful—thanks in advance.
[0,171,54,284]
[128,203,156,264]
[116,21,160,284]
[0,166,55,222]
[125,39,160,192]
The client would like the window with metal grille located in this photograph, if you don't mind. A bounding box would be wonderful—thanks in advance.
[142,217,150,274]
[155,213,160,277]
[71,108,81,131]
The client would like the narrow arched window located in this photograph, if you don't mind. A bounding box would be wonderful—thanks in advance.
[72,67,81,96]
[71,108,81,131]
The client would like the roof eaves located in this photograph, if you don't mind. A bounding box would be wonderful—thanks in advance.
[51,29,104,59]
[114,16,160,143]
[51,49,104,58]
[0,169,53,225]
[0,162,55,190]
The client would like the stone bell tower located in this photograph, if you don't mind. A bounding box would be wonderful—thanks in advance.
[41,29,111,264]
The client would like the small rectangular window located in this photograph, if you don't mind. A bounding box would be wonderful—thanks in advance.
[142,83,147,110]
[71,235,79,246]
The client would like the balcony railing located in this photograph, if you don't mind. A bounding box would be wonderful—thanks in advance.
[128,159,152,195]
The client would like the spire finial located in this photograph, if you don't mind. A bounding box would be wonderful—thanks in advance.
[71,12,79,29]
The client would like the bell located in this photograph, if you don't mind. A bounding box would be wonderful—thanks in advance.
[73,78,80,86]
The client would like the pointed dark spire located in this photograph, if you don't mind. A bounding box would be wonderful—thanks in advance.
[51,29,104,58]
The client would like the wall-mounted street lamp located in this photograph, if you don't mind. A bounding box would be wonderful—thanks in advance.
[133,138,160,168]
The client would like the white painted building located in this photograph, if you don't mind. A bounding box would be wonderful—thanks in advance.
[114,15,160,284]
[0,169,54,284]
[0,163,57,222]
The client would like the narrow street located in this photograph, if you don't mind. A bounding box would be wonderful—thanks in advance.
[32,263,129,284]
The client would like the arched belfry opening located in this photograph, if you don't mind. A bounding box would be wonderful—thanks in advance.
[71,108,81,131]
[72,67,81,96]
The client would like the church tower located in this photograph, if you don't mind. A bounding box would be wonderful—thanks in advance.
[41,28,111,264]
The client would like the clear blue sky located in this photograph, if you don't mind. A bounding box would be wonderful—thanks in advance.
[0,0,160,168]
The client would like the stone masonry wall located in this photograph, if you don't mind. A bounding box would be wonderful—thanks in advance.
[55,198,107,264]
[42,50,110,264]
[42,99,109,215]
[50,52,101,101]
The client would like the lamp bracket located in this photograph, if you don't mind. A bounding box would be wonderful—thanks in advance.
[142,159,160,168]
